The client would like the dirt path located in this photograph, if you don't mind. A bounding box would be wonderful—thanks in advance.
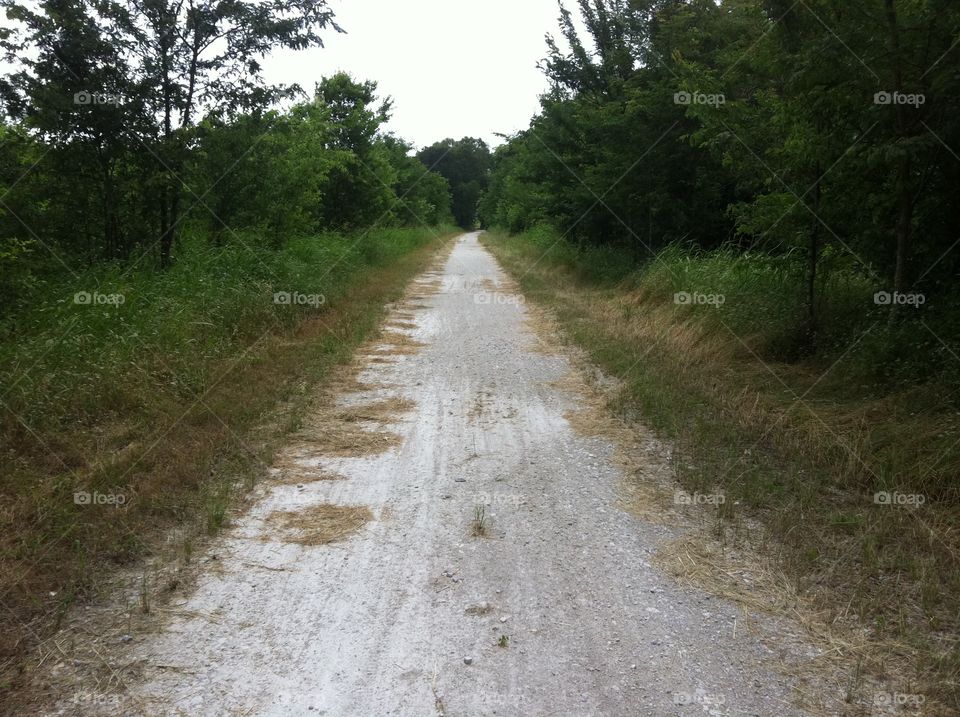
[57,232,831,716]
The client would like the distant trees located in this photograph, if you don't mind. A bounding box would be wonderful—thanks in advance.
[417,137,492,228]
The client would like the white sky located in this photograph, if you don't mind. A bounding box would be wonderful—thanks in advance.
[263,0,566,149]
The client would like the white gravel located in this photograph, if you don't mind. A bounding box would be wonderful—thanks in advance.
[64,232,832,716]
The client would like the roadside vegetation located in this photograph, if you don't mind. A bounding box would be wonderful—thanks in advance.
[485,226,959,711]
[480,0,960,710]
[0,0,460,697]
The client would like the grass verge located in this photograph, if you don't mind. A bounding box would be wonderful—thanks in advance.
[483,226,960,713]
[0,226,458,701]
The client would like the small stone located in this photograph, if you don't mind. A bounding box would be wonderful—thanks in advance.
[499,616,509,623]
[463,657,473,666]
[120,634,133,644]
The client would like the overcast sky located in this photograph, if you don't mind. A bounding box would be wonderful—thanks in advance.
[262,0,566,149]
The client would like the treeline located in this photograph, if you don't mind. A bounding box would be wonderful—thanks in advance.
[480,0,960,347]
[0,0,453,308]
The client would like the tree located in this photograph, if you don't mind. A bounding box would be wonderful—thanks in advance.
[1,0,342,265]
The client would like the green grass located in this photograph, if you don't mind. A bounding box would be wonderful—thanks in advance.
[0,225,457,697]
[484,225,960,712]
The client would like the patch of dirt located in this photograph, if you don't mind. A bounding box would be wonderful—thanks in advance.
[466,390,493,423]
[264,504,374,545]
[464,602,495,616]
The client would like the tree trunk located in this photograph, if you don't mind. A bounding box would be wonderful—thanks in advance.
[885,0,914,301]
[806,161,821,349]
[892,155,913,295]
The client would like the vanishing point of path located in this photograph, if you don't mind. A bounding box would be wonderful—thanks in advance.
[62,233,827,716]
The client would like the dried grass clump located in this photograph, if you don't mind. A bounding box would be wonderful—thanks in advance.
[265,504,373,545]
[295,421,402,457]
[368,331,427,356]
[335,397,415,423]
[386,320,418,331]
[273,465,347,485]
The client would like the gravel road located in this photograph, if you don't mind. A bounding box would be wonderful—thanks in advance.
[72,232,830,716]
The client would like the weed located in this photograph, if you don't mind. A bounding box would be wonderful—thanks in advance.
[471,505,487,537]
[138,574,150,615]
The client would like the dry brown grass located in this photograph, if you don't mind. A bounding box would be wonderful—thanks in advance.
[545,361,678,525]
[335,397,415,423]
[652,532,939,716]
[296,417,402,458]
[264,504,373,545]
[367,330,427,356]
[272,463,347,485]
[520,301,565,357]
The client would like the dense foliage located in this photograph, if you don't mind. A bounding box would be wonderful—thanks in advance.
[0,0,452,287]
[417,137,492,228]
[480,0,960,349]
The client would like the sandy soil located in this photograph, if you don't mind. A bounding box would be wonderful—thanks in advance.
[45,232,845,716]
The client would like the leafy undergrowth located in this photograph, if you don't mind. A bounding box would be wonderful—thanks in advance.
[0,226,458,697]
[484,226,960,713]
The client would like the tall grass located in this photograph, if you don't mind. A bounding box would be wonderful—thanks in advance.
[484,225,960,710]
[1,228,446,429]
